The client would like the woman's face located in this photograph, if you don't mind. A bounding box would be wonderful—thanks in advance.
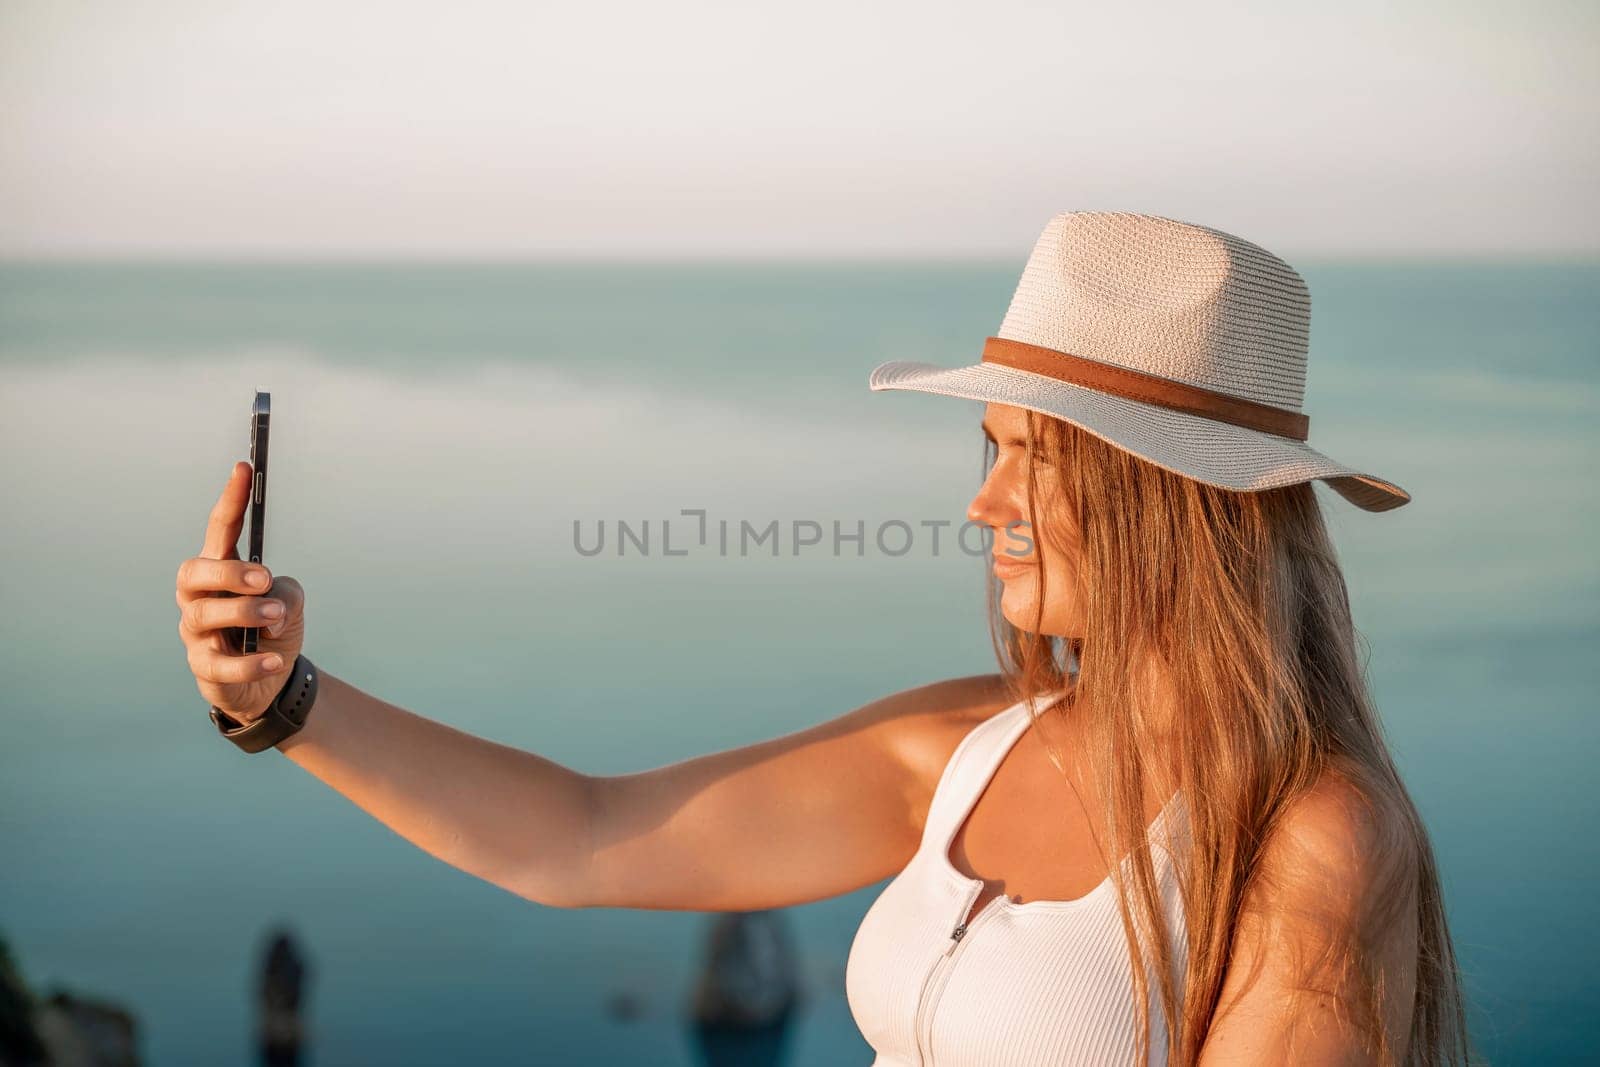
[967,403,1084,637]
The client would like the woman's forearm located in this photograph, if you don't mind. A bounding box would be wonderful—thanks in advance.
[276,669,594,908]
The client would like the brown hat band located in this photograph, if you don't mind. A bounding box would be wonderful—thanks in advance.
[980,336,1311,441]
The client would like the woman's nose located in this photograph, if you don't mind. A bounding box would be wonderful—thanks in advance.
[966,490,990,526]
[967,470,1019,529]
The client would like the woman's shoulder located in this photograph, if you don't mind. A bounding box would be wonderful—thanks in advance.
[1266,767,1420,882]
[1247,764,1423,936]
[870,674,1019,829]
[1209,766,1425,1057]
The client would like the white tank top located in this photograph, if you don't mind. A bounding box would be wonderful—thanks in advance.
[845,698,1190,1066]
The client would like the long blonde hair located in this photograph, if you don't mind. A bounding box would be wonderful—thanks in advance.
[983,411,1472,1066]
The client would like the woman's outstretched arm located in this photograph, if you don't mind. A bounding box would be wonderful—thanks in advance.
[581,673,1010,912]
[275,672,598,909]
[179,462,1011,912]
[269,670,1007,913]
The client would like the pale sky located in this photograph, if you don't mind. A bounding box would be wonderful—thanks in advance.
[2,0,1595,259]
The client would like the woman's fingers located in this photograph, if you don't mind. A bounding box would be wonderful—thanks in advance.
[175,464,306,719]
[176,557,272,608]
[176,463,268,609]
[201,461,253,561]
[179,592,285,639]
[187,643,290,684]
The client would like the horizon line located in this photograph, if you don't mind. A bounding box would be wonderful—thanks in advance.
[3,249,1598,268]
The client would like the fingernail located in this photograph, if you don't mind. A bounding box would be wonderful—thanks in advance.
[248,570,269,588]
[263,654,283,670]
[261,601,285,619]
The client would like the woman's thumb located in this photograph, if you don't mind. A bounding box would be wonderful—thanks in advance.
[267,575,306,629]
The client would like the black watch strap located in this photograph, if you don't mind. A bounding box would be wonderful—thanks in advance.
[210,654,320,754]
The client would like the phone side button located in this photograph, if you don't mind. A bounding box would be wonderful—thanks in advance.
[253,472,264,505]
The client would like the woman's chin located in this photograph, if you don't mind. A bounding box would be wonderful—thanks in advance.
[997,591,1040,628]
[997,589,1076,636]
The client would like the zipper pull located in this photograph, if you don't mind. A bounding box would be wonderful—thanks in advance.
[945,922,968,955]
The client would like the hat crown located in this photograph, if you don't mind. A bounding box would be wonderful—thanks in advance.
[996,212,1311,412]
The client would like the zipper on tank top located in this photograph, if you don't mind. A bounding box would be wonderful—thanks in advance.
[912,882,1005,1065]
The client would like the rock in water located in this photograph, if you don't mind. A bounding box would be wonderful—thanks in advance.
[1,933,141,1067]
[33,992,141,1067]
[259,927,309,1067]
[690,909,801,1028]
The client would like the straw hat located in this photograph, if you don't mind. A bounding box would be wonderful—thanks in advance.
[868,211,1409,512]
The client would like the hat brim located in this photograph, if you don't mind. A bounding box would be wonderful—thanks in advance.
[868,360,1410,513]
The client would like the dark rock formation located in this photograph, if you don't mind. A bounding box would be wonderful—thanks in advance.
[0,934,141,1067]
[689,910,801,1067]
[258,927,308,1067]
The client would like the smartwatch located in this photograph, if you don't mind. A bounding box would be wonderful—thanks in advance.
[210,654,320,754]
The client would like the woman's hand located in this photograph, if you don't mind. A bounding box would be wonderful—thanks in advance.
[176,461,307,722]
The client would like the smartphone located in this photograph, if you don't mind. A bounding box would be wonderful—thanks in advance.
[242,391,271,653]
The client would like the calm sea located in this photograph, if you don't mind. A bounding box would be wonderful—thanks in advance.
[1,261,1596,1064]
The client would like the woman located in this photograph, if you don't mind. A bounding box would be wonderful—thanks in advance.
[175,212,1471,1065]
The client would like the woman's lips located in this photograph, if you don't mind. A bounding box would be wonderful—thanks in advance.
[992,555,1035,577]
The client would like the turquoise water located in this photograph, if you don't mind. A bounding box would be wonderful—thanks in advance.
[1,261,1595,1064]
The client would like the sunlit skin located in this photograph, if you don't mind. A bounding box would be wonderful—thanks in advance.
[971,403,1178,728]
[971,402,1085,638]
